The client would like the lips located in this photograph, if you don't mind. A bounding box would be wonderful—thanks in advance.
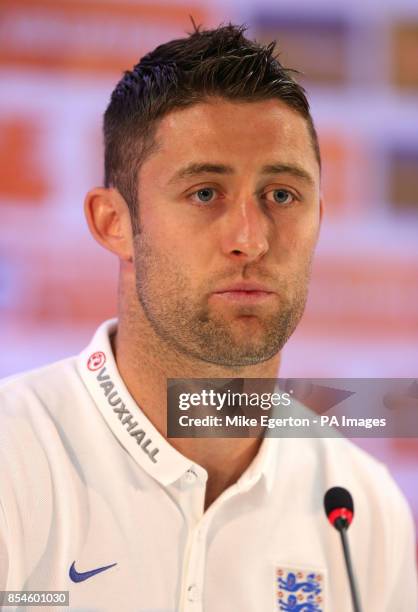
[211,282,276,304]
[214,282,275,294]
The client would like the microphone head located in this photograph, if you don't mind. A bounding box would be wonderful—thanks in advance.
[324,486,354,529]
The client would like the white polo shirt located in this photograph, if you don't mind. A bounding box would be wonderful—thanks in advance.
[0,319,416,612]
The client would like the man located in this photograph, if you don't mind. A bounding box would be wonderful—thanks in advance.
[0,23,416,612]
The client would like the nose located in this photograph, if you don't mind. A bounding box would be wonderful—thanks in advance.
[219,196,270,264]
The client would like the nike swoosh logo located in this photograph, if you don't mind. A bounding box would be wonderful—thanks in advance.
[69,560,117,583]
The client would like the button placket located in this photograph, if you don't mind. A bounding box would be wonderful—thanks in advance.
[187,583,200,602]
[178,468,208,611]
[181,525,207,610]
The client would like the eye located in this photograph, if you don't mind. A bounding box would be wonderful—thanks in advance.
[190,187,217,204]
[270,189,295,205]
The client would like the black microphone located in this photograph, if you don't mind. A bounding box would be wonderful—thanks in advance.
[324,487,363,612]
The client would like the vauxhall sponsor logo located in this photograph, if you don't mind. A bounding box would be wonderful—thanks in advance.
[95,366,159,463]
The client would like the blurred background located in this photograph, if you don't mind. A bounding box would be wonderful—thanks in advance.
[1,0,417,562]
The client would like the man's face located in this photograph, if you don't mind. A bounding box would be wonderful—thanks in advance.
[132,98,321,366]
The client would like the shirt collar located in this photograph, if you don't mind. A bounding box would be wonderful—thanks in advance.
[77,318,279,493]
[77,318,194,486]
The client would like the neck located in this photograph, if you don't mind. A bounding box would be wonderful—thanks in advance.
[113,293,281,509]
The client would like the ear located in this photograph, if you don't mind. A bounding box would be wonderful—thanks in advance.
[84,187,134,262]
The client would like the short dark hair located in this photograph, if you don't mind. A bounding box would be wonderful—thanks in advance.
[103,22,321,233]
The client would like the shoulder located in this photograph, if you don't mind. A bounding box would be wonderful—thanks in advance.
[0,355,78,390]
[277,401,414,522]
[272,435,414,531]
[315,436,408,505]
[0,356,92,515]
[0,357,83,439]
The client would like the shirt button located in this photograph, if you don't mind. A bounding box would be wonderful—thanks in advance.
[187,584,199,602]
[184,468,198,484]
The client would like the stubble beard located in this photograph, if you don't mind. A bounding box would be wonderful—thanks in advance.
[133,233,311,367]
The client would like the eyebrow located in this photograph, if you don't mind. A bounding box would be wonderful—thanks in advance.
[167,162,315,186]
